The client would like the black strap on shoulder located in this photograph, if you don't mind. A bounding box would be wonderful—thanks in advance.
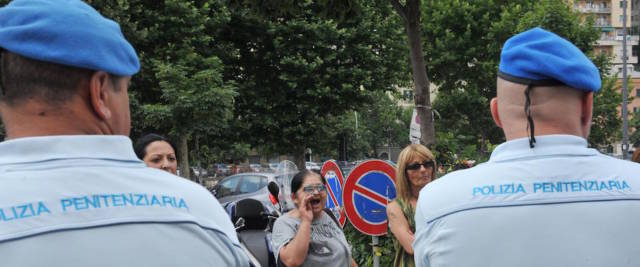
[498,71,557,149]
[524,84,536,148]
[324,208,340,227]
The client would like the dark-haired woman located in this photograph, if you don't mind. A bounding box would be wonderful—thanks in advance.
[271,170,357,267]
[134,133,177,175]
[386,144,436,267]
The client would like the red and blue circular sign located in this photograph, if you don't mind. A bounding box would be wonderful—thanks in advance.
[321,160,346,228]
[343,160,396,236]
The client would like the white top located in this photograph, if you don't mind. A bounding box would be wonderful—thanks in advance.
[0,135,248,267]
[414,135,640,267]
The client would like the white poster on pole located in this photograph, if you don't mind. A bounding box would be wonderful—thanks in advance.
[409,109,421,144]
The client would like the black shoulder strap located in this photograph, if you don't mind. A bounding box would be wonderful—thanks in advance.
[324,208,340,227]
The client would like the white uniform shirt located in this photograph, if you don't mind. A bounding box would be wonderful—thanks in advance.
[414,135,640,267]
[0,135,249,267]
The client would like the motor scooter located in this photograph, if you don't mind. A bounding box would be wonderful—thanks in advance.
[226,181,282,267]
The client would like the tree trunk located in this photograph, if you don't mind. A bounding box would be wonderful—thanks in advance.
[294,147,306,172]
[177,135,191,180]
[194,136,201,185]
[392,0,436,147]
[479,132,487,157]
[339,134,347,161]
[372,139,378,159]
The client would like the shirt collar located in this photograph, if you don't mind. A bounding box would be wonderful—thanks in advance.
[0,135,142,165]
[489,134,600,163]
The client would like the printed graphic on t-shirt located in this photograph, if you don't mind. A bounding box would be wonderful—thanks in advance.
[272,213,351,267]
[303,220,346,265]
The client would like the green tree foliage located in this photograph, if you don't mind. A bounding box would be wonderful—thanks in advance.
[358,91,411,158]
[220,1,408,168]
[343,222,395,266]
[89,0,236,179]
[327,91,411,161]
[324,112,370,161]
[423,0,613,156]
[590,75,624,149]
[630,111,640,148]
[433,88,501,158]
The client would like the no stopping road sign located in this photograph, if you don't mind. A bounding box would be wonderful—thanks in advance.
[321,160,346,228]
[342,159,396,236]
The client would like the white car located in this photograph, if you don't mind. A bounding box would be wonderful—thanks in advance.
[305,161,321,171]
[213,172,295,212]
[249,164,262,172]
[268,163,279,172]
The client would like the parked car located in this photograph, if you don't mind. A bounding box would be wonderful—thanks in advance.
[212,172,295,212]
[305,161,321,171]
[191,167,208,177]
[341,165,354,177]
[214,163,229,176]
[249,164,262,172]
[268,163,279,172]
[337,161,350,168]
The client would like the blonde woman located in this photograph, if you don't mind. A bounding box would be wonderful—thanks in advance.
[633,149,640,163]
[387,144,436,267]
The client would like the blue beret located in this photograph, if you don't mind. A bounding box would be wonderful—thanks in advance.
[0,0,139,76]
[498,27,601,92]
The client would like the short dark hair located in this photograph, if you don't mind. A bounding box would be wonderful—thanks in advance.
[291,169,327,195]
[134,133,176,160]
[0,51,123,106]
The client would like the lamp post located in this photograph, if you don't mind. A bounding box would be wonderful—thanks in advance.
[623,0,630,159]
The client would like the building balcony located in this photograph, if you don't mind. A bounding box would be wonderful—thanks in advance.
[600,35,640,42]
[621,35,640,42]
[612,55,638,65]
[598,39,618,46]
[576,7,611,14]
[595,23,614,28]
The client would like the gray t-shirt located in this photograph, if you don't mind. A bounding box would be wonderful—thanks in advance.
[272,212,351,267]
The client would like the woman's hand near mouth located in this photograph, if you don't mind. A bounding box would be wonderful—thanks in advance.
[299,194,314,222]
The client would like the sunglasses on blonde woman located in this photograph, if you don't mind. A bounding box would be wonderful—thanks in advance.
[406,161,434,171]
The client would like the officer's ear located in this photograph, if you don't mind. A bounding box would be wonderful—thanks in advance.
[88,71,112,120]
[490,97,502,128]
[580,92,594,138]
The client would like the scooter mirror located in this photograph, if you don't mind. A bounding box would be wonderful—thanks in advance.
[268,181,280,202]
[234,217,245,231]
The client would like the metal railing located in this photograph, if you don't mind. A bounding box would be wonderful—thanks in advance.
[575,5,611,13]
[599,35,639,41]
[595,23,613,27]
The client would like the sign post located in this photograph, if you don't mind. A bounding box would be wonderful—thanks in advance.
[372,236,380,267]
[321,160,346,227]
[342,160,396,265]
[410,108,421,144]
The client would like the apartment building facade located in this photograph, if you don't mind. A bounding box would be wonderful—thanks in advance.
[571,1,640,155]
[573,0,638,73]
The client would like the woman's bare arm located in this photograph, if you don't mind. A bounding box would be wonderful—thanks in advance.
[386,201,415,254]
[279,195,313,266]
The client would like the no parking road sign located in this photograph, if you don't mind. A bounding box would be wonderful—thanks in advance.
[343,160,396,236]
[321,160,346,228]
